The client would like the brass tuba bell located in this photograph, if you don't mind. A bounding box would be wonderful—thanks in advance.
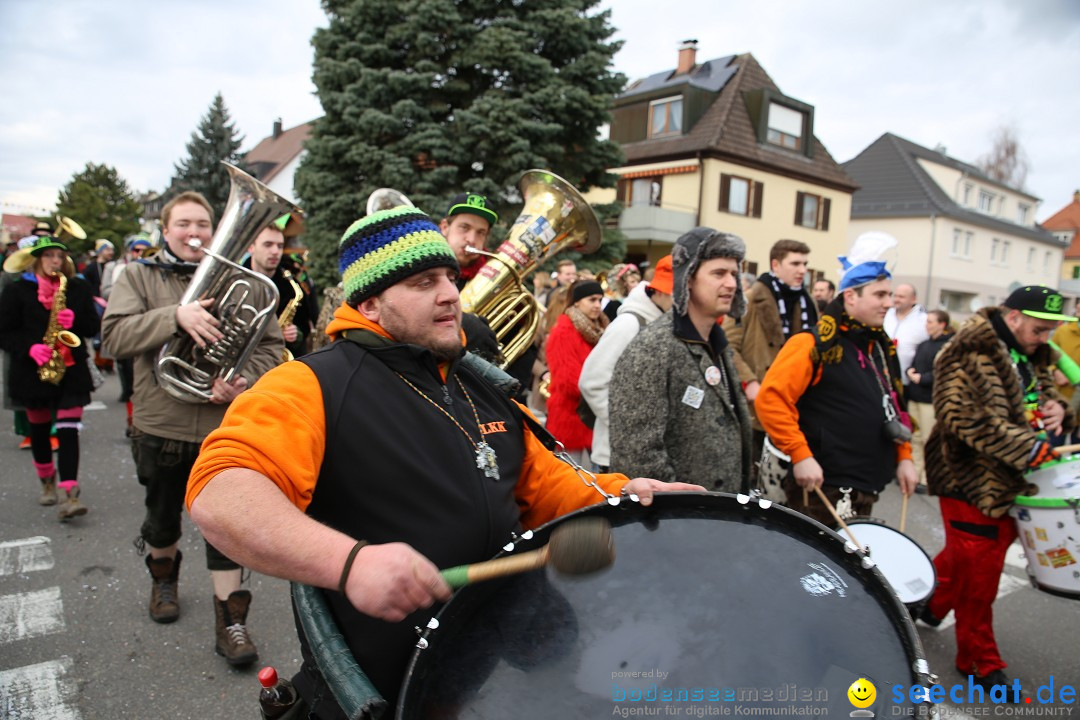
[459,170,601,367]
[54,215,87,242]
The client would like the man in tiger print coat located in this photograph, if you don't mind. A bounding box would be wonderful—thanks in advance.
[925,285,1076,689]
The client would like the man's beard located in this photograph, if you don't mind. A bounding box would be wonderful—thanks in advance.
[380,304,462,361]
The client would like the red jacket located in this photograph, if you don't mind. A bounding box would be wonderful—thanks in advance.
[544,313,596,452]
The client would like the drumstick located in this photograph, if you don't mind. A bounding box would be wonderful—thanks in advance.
[440,517,614,589]
[899,493,909,534]
[1052,443,1080,456]
[812,486,865,552]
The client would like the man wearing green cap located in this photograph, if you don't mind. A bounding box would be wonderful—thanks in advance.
[185,205,699,716]
[924,284,1076,691]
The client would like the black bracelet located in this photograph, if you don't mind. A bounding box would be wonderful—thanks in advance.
[338,540,368,595]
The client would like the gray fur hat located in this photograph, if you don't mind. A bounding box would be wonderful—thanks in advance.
[671,227,747,319]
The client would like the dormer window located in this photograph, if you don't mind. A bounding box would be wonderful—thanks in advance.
[744,89,815,158]
[649,96,683,138]
[767,102,804,150]
[978,190,994,214]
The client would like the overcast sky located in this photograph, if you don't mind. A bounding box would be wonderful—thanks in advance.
[2,0,1077,221]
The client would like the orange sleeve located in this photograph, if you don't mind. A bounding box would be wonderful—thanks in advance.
[755,333,817,464]
[512,401,628,530]
[186,361,326,512]
[896,441,913,464]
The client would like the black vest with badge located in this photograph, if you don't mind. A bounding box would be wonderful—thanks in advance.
[795,328,897,494]
[297,336,526,712]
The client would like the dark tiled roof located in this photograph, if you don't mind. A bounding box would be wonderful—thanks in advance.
[618,53,856,192]
[843,133,1061,246]
[244,121,313,183]
[619,55,737,98]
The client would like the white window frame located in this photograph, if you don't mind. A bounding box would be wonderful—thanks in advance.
[648,96,683,138]
[766,102,804,150]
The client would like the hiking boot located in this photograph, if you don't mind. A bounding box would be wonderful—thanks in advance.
[145,551,182,624]
[214,590,258,666]
[57,486,88,521]
[38,474,58,506]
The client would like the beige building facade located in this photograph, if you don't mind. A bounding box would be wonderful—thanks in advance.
[592,43,856,278]
[845,133,1064,318]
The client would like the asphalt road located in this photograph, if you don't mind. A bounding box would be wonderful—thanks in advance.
[1,371,1077,718]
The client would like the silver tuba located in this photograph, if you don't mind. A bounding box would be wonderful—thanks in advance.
[156,163,300,403]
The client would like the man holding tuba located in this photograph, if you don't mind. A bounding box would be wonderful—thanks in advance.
[102,190,284,666]
[440,192,537,398]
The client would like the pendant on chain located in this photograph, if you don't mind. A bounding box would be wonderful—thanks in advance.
[476,441,500,480]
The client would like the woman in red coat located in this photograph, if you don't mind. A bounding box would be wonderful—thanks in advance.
[543,279,608,465]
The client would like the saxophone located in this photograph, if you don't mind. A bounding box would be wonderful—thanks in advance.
[38,272,82,385]
[278,269,304,362]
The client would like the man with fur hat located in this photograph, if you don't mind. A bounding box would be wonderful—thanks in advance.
[186,205,701,716]
[923,285,1075,690]
[756,233,918,526]
[608,229,752,491]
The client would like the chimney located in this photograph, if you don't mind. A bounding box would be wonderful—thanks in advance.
[1074,189,1079,204]
[272,118,283,139]
[676,39,698,75]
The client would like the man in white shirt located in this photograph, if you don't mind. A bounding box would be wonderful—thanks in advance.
[883,283,929,382]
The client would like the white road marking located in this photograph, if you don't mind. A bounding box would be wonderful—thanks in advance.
[0,536,55,576]
[936,574,1029,631]
[0,656,82,720]
[83,401,106,411]
[0,586,66,645]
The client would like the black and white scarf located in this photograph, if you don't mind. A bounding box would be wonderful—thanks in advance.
[763,272,817,340]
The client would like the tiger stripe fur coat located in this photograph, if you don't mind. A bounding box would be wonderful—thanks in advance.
[925,308,1074,517]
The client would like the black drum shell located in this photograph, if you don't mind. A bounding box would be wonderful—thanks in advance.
[399,492,935,719]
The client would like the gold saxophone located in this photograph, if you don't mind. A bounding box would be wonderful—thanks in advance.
[278,269,303,362]
[38,272,82,385]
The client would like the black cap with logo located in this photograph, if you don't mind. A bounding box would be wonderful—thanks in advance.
[1003,285,1076,322]
[446,193,498,226]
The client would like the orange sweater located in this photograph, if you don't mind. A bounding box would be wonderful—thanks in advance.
[756,332,912,466]
[186,304,627,530]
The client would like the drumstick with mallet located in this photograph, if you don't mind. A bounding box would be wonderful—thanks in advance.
[440,517,615,589]
[812,486,865,552]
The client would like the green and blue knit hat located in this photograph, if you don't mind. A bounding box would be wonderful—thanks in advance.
[339,206,459,305]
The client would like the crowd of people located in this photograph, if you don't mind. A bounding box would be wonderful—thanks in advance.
[3,187,1077,714]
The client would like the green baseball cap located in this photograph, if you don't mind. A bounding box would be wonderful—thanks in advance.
[446,192,498,226]
[1003,285,1077,322]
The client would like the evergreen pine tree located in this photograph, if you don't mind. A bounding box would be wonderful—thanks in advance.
[55,162,142,257]
[167,93,247,220]
[295,0,626,286]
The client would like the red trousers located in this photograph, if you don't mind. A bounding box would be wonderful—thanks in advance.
[928,496,1017,676]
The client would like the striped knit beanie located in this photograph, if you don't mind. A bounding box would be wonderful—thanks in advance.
[339,206,459,305]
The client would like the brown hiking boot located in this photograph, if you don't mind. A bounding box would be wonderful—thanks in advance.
[57,486,88,521]
[39,474,58,506]
[145,551,182,624]
[214,590,258,666]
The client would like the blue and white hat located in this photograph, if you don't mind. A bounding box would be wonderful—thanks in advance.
[838,232,897,291]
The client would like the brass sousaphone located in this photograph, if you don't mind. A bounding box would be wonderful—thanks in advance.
[460,170,601,367]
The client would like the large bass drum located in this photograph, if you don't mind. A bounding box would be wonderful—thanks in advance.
[399,493,934,719]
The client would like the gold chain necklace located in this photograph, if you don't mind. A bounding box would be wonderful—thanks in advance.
[394,372,500,480]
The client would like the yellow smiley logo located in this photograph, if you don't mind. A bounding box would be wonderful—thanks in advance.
[848,678,876,708]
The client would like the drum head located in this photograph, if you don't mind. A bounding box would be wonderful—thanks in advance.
[399,493,930,719]
[847,520,936,605]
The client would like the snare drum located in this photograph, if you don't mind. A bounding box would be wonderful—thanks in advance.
[845,519,936,617]
[1011,456,1080,599]
[399,493,933,719]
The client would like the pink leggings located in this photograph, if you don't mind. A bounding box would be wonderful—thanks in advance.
[26,407,83,490]
[26,407,83,423]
